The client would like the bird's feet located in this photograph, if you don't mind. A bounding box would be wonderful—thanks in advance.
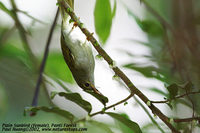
[72,21,78,30]
[71,17,80,30]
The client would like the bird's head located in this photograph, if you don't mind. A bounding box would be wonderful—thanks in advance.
[80,81,102,95]
[81,81,95,91]
[74,71,94,90]
[73,72,101,95]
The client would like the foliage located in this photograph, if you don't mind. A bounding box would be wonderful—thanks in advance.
[84,90,109,106]
[45,52,74,83]
[0,0,200,132]
[24,106,75,121]
[123,0,200,132]
[51,91,92,113]
[94,0,116,44]
[106,112,142,133]
[87,120,114,133]
[0,2,14,18]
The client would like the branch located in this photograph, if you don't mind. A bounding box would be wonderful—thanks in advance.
[91,92,134,117]
[75,92,134,123]
[151,91,200,104]
[31,8,59,106]
[58,1,179,133]
[10,0,37,66]
[174,117,200,123]
[16,9,47,25]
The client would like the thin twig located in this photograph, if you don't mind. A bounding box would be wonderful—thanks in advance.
[75,92,134,123]
[151,91,200,104]
[16,9,47,25]
[91,92,134,116]
[174,117,200,123]
[31,8,59,106]
[58,1,179,133]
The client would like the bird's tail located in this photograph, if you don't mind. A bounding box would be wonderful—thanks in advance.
[58,0,74,22]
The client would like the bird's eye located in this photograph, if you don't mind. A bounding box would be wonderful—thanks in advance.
[84,83,90,88]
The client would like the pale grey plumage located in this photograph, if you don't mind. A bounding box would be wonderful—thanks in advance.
[59,4,102,94]
[61,22,95,90]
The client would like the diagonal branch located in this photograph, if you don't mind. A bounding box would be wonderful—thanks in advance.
[58,1,180,133]
[151,91,200,104]
[16,9,47,25]
[31,8,59,106]
[174,117,200,123]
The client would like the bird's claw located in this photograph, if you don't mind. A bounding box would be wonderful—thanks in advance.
[72,22,78,30]
[72,17,80,30]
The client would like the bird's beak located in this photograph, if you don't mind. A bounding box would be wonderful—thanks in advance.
[91,84,102,95]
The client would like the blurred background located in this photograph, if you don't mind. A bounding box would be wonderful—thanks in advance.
[0,0,200,132]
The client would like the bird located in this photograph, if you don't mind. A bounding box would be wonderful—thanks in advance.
[58,0,106,100]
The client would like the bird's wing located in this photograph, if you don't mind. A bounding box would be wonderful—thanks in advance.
[61,32,76,70]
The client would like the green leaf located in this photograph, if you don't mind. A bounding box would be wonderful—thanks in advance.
[94,0,112,44]
[50,91,58,99]
[167,83,179,99]
[24,106,74,121]
[45,52,74,83]
[88,120,114,133]
[123,63,165,81]
[183,81,194,91]
[126,6,163,37]
[166,102,173,110]
[0,44,32,70]
[124,39,154,49]
[0,2,14,18]
[139,20,164,37]
[106,112,142,133]
[123,63,157,77]
[115,113,134,133]
[141,123,155,132]
[149,88,168,97]
[52,78,72,92]
[84,90,109,106]
[52,92,92,113]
